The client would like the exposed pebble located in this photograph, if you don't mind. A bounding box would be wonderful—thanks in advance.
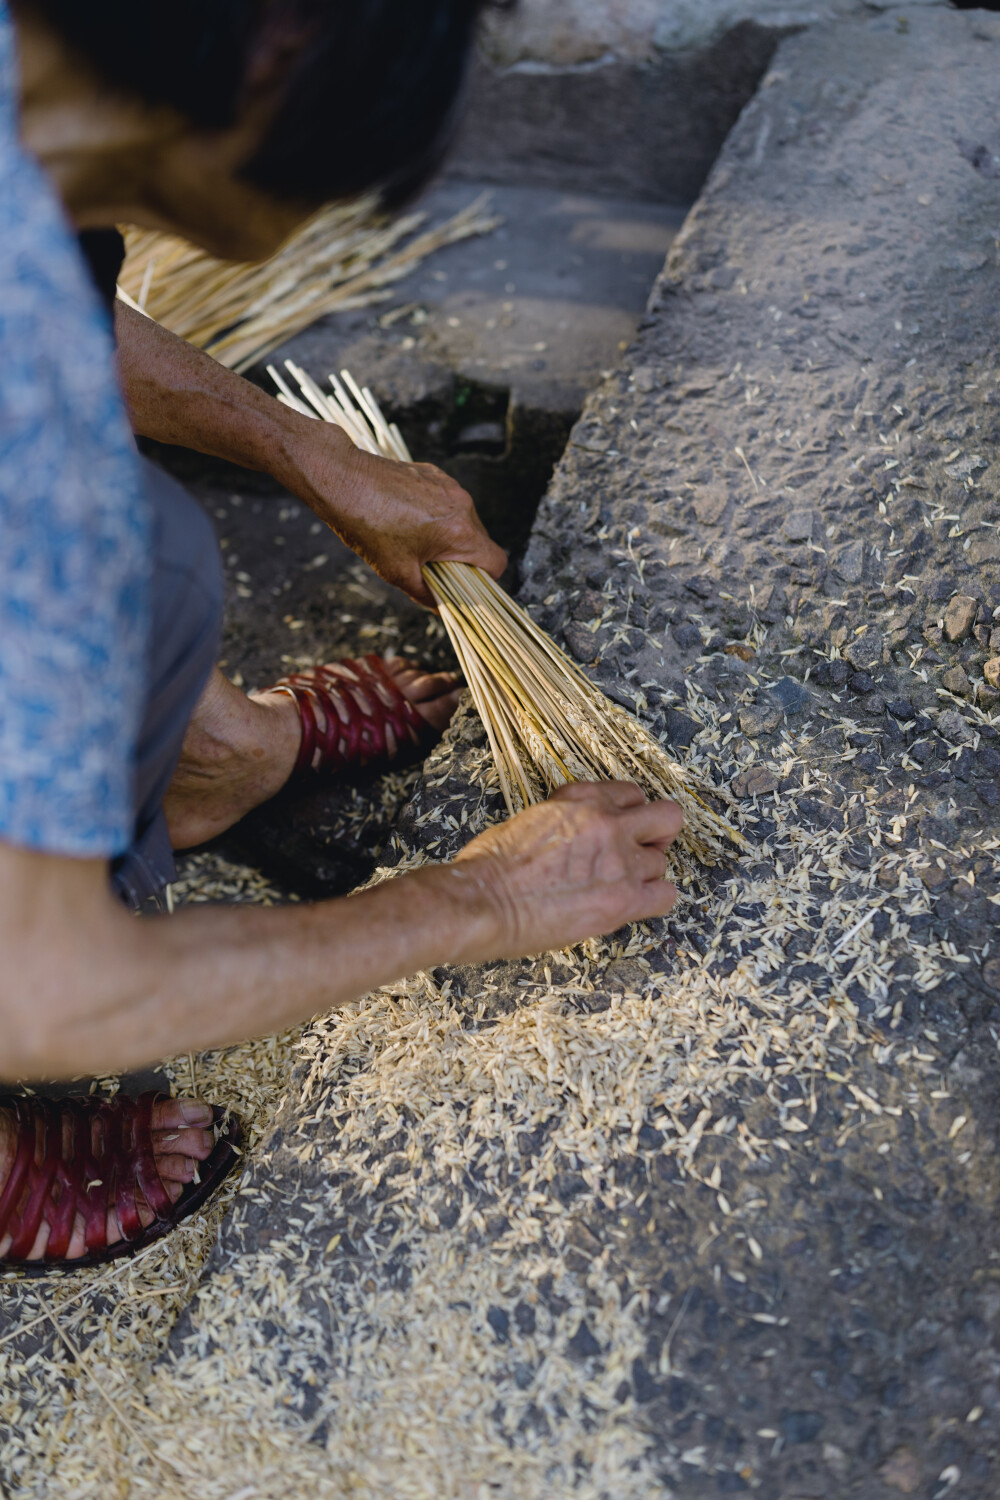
[938,709,976,745]
[563,623,598,663]
[844,626,883,673]
[942,666,973,699]
[672,622,704,651]
[783,510,815,542]
[567,1321,602,1361]
[943,594,980,644]
[879,1446,922,1494]
[739,701,782,737]
[731,767,779,798]
[780,1410,825,1445]
[602,958,647,993]
[767,676,810,714]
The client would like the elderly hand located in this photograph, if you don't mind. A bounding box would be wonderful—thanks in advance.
[286,420,507,607]
[443,781,683,961]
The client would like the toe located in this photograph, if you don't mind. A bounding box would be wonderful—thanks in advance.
[65,1219,89,1258]
[414,687,463,733]
[153,1126,215,1160]
[153,1098,214,1130]
[154,1154,202,1184]
[384,660,461,702]
[383,660,463,731]
[411,672,463,704]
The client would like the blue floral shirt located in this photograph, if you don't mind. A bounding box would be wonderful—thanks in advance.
[0,2,149,857]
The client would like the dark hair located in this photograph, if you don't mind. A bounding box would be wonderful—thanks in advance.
[22,1,487,207]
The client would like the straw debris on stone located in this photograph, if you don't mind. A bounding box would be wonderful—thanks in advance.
[0,713,983,1499]
[117,194,500,372]
[270,360,746,876]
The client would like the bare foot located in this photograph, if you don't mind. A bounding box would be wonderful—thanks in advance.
[0,1098,216,1262]
[164,657,461,851]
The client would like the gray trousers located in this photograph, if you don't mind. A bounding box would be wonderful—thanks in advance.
[110,459,223,910]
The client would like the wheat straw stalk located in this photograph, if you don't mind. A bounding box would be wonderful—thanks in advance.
[269,362,746,874]
[117,194,500,373]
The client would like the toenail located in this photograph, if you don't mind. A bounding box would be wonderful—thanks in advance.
[179,1101,213,1125]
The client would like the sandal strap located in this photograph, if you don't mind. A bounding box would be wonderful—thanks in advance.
[0,1091,173,1261]
[272,654,426,778]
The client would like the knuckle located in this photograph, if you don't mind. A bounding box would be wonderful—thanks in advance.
[554,781,586,805]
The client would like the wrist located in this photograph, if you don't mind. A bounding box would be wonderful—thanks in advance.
[399,860,505,969]
[270,407,359,516]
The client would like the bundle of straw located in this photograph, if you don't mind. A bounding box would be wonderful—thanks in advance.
[117,194,499,373]
[269,360,745,873]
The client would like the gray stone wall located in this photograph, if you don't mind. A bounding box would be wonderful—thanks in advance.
[478,0,945,66]
[453,0,948,204]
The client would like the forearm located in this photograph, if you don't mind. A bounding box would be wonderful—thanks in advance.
[115,300,352,495]
[1,782,684,1080]
[115,301,507,607]
[2,854,496,1080]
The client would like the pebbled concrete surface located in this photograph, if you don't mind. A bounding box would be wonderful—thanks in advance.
[160,9,1000,1496]
[474,6,1000,1487]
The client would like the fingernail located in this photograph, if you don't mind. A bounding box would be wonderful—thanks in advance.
[180,1101,213,1125]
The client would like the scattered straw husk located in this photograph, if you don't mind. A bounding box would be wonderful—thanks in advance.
[117,193,500,372]
[270,360,745,872]
[3,771,983,1499]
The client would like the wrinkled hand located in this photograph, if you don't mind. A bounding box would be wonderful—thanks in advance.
[447,782,683,961]
[286,422,507,607]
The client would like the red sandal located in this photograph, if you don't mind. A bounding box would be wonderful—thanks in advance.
[0,1091,241,1273]
[269,654,430,777]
